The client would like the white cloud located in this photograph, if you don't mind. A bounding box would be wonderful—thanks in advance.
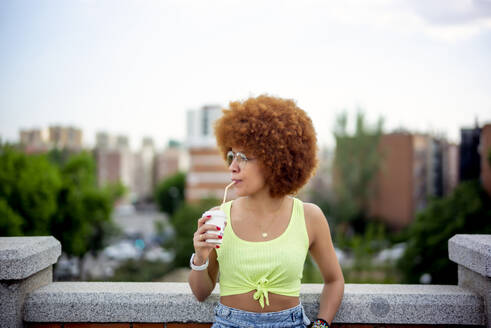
[287,0,491,42]
[404,0,491,42]
[407,0,491,26]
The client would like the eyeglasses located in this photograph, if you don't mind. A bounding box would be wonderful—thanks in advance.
[226,150,253,169]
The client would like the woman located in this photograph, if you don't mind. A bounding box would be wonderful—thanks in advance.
[188,95,344,328]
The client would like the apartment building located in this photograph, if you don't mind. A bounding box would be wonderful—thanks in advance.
[20,126,82,153]
[481,124,491,197]
[48,126,83,150]
[94,135,133,188]
[154,145,183,185]
[368,133,458,230]
[185,105,233,202]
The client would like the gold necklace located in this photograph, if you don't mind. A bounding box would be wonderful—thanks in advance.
[256,199,285,238]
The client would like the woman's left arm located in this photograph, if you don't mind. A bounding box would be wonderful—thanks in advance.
[305,203,345,325]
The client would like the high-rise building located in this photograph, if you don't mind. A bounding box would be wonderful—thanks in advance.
[368,133,421,229]
[19,128,50,153]
[459,125,481,182]
[133,138,155,200]
[442,141,459,196]
[154,145,182,185]
[480,123,491,197]
[20,126,82,153]
[95,132,114,150]
[368,133,458,230]
[48,126,83,150]
[186,105,233,202]
[94,132,134,201]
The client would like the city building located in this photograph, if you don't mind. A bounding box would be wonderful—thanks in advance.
[95,132,190,203]
[459,124,481,182]
[368,133,458,230]
[154,145,183,185]
[133,138,155,201]
[185,105,233,202]
[479,123,491,197]
[19,128,50,153]
[48,126,83,150]
[20,125,82,153]
[94,133,134,200]
[95,132,115,150]
[442,141,459,196]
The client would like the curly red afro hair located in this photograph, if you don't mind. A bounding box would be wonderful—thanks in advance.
[214,95,318,198]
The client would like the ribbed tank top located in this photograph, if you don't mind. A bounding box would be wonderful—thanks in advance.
[216,197,309,308]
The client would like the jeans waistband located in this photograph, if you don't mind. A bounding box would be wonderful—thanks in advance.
[213,302,310,328]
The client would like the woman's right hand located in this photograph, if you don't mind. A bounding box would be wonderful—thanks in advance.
[192,214,222,266]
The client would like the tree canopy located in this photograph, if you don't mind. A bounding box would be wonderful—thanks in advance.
[397,180,491,284]
[330,110,384,230]
[0,145,120,256]
[168,197,218,268]
[155,172,186,216]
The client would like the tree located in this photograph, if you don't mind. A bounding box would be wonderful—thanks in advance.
[0,146,117,259]
[397,180,491,284]
[155,172,186,216]
[50,152,114,256]
[0,198,23,236]
[0,145,61,235]
[330,110,384,232]
[168,198,218,268]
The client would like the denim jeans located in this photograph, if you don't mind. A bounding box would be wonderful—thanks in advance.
[211,302,311,328]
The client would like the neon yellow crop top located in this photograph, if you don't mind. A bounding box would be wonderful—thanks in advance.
[216,197,309,308]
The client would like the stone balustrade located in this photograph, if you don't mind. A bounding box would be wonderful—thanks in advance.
[1,234,489,328]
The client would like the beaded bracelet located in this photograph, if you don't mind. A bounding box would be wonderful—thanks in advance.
[311,318,330,328]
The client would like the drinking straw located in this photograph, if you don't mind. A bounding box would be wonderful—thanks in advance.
[222,181,236,204]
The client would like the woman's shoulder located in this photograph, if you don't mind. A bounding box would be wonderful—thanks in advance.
[300,201,322,216]
[300,201,327,225]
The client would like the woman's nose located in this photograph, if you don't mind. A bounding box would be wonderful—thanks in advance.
[228,158,240,172]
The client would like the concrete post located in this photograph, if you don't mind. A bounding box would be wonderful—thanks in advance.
[0,236,61,328]
[449,234,491,328]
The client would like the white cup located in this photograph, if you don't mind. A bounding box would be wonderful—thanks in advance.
[203,209,226,244]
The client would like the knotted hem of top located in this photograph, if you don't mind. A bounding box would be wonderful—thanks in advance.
[220,280,301,309]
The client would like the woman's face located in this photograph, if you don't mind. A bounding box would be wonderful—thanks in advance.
[228,148,268,197]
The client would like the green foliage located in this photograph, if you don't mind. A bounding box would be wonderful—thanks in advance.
[47,148,78,167]
[107,259,172,282]
[169,198,219,268]
[50,152,113,256]
[302,254,322,283]
[302,221,401,284]
[0,145,61,235]
[331,111,384,228]
[347,222,388,271]
[397,180,491,284]
[0,146,116,257]
[102,182,127,204]
[155,172,186,216]
[0,198,23,236]
[60,152,96,188]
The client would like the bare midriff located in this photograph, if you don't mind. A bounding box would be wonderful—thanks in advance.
[220,291,300,312]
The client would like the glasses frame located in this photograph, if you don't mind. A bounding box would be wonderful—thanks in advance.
[226,150,252,169]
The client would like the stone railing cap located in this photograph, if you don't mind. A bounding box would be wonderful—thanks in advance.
[0,236,61,280]
[24,282,484,325]
[448,234,491,277]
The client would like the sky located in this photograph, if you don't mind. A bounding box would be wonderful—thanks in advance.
[1,0,491,150]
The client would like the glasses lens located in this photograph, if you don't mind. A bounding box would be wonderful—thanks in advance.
[226,151,234,166]
[237,152,247,164]
[226,151,250,169]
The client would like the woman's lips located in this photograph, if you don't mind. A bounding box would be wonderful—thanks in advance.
[232,179,242,185]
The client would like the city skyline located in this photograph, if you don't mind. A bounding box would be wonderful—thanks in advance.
[1,0,491,149]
